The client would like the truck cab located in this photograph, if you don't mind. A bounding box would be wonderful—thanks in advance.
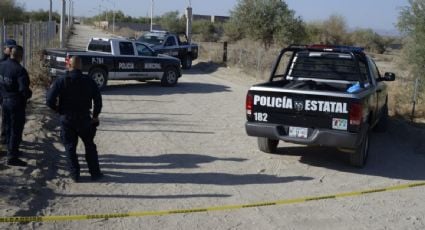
[137,31,198,69]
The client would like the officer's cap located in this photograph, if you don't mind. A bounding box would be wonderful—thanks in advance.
[4,39,17,48]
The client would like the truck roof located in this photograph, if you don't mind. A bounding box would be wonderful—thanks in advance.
[287,44,366,55]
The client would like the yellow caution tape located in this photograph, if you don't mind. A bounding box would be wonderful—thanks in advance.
[1,181,424,223]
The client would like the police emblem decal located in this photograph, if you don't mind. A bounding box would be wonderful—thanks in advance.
[294,101,304,112]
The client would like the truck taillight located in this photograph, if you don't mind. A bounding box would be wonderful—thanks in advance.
[246,93,253,115]
[349,103,363,125]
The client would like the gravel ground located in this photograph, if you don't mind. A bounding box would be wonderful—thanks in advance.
[2,25,425,230]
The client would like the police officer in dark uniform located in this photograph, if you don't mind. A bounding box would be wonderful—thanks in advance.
[0,45,32,166]
[46,56,103,182]
[1,39,16,62]
[0,39,17,145]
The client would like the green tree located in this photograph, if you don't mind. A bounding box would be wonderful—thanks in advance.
[0,0,25,23]
[350,29,387,54]
[229,0,302,49]
[192,20,220,42]
[158,11,185,33]
[223,18,244,42]
[321,14,349,45]
[398,0,425,86]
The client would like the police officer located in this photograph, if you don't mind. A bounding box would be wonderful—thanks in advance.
[46,56,103,182]
[1,39,16,62]
[0,45,32,166]
[0,39,17,145]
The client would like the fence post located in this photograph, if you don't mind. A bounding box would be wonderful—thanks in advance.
[0,22,3,55]
[22,23,26,68]
[222,42,228,64]
[411,77,420,120]
[2,19,5,43]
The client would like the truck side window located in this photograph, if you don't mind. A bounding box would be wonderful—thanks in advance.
[358,61,369,83]
[164,37,176,47]
[274,52,294,81]
[369,59,381,82]
[119,42,135,55]
[136,43,154,56]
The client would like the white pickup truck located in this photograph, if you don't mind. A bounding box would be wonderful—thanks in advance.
[43,38,182,89]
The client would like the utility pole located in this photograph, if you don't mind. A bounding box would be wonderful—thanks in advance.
[60,0,66,48]
[186,0,192,44]
[49,0,52,22]
[67,0,72,28]
[150,0,154,31]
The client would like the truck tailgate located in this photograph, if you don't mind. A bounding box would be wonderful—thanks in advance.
[247,89,357,132]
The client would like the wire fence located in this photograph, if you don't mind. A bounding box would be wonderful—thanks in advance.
[0,20,58,68]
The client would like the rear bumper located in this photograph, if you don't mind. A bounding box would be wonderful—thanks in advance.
[245,122,367,149]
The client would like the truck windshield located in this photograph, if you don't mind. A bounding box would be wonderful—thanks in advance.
[288,51,367,81]
[137,33,166,46]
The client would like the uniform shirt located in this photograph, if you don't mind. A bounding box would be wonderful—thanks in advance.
[0,59,32,100]
[1,54,10,62]
[46,69,102,118]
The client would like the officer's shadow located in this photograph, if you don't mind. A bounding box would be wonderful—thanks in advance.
[78,153,313,185]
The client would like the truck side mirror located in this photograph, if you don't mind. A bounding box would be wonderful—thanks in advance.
[383,72,396,81]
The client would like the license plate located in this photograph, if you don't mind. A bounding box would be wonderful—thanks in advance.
[288,126,308,139]
[332,118,348,130]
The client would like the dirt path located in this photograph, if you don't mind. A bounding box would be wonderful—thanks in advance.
[3,25,425,230]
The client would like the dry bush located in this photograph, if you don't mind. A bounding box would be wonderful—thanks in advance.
[197,39,281,79]
[114,27,141,39]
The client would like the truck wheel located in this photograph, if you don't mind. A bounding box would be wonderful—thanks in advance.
[350,131,370,168]
[182,55,192,69]
[161,67,178,87]
[374,104,388,132]
[258,137,279,153]
[89,68,108,90]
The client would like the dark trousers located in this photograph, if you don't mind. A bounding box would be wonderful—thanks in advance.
[60,114,101,177]
[1,108,6,144]
[2,98,25,159]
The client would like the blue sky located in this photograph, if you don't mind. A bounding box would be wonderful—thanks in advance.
[17,0,408,31]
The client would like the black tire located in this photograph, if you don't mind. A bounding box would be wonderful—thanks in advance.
[350,131,370,168]
[374,104,388,132]
[89,68,108,90]
[257,137,279,153]
[181,55,192,69]
[161,67,179,87]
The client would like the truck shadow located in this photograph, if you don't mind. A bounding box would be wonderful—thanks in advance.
[102,81,231,96]
[183,61,222,75]
[275,120,425,180]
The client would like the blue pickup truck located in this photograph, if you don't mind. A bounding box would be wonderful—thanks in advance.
[138,31,198,69]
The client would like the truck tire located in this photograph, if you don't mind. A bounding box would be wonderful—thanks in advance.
[181,55,192,69]
[258,137,279,153]
[350,131,369,168]
[89,68,108,90]
[161,67,178,87]
[374,104,388,132]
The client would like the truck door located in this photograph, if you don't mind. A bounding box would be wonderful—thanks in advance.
[117,41,137,79]
[135,43,163,79]
[161,36,179,58]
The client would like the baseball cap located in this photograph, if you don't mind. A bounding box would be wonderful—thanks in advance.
[4,39,17,48]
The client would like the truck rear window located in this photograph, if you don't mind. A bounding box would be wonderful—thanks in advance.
[88,40,111,53]
[288,51,367,81]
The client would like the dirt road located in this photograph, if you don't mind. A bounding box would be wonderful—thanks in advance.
[5,25,425,230]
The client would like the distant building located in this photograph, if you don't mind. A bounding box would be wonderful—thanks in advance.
[192,14,230,23]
